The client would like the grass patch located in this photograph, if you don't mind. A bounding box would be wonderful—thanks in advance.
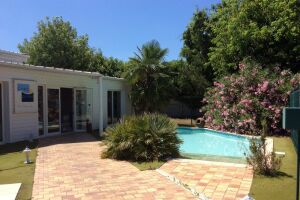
[250,136,296,200]
[131,161,165,171]
[0,140,38,200]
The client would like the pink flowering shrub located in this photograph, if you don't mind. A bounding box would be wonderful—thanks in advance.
[202,62,300,135]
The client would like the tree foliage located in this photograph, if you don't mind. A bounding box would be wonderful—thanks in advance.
[123,40,172,113]
[208,0,300,76]
[18,16,124,77]
[18,17,95,70]
[168,60,209,111]
[182,0,300,78]
[181,10,214,82]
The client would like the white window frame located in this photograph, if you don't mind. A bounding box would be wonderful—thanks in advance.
[107,90,121,125]
[74,88,93,132]
[37,85,47,137]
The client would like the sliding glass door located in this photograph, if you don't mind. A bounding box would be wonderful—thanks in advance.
[61,88,74,133]
[75,89,92,131]
[107,91,121,125]
[47,89,60,134]
[0,83,3,142]
[113,91,121,123]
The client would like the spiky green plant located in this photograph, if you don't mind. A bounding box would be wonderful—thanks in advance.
[102,113,182,162]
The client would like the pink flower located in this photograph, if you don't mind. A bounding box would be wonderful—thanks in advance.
[239,63,246,70]
[213,82,225,88]
[223,110,229,116]
[240,99,252,106]
[261,81,269,92]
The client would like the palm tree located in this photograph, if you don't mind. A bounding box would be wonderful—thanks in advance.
[124,40,171,113]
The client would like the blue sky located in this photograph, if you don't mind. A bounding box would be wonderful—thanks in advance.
[0,0,220,61]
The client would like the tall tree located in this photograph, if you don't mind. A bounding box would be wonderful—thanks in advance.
[18,17,96,70]
[168,60,209,115]
[208,0,300,77]
[181,10,214,82]
[89,53,124,77]
[18,16,124,77]
[124,40,172,113]
[103,57,125,77]
[178,10,212,116]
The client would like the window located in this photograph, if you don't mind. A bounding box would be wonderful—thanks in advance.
[107,91,121,124]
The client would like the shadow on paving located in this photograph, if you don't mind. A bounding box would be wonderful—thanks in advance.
[38,132,100,148]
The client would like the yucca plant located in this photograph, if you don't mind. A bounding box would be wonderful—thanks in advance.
[102,113,182,162]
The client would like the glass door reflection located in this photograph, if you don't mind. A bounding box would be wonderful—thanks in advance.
[75,89,92,131]
[47,89,60,133]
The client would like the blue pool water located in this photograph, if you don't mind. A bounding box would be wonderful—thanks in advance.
[177,127,250,158]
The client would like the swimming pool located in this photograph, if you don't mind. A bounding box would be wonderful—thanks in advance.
[177,127,250,159]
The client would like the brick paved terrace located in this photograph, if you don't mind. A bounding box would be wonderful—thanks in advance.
[159,160,253,200]
[32,133,253,200]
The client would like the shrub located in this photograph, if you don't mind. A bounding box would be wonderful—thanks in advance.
[246,132,282,176]
[202,61,300,135]
[102,113,182,162]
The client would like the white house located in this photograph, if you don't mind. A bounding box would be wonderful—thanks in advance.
[0,50,131,144]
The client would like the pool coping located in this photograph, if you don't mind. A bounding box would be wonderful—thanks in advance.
[177,126,260,139]
[170,158,249,168]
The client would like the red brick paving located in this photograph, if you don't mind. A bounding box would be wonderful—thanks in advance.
[159,160,253,200]
[32,134,253,200]
[32,134,195,200]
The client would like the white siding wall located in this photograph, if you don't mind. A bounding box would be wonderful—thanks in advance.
[0,64,101,143]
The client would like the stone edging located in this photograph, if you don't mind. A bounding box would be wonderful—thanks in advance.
[178,127,259,139]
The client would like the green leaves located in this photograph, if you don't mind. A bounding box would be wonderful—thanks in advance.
[123,40,172,113]
[103,113,181,162]
[19,17,90,70]
[18,16,124,77]
[209,0,300,76]
[183,0,300,78]
[181,9,214,82]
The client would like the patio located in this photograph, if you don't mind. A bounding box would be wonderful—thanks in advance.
[158,160,253,200]
[32,133,253,200]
